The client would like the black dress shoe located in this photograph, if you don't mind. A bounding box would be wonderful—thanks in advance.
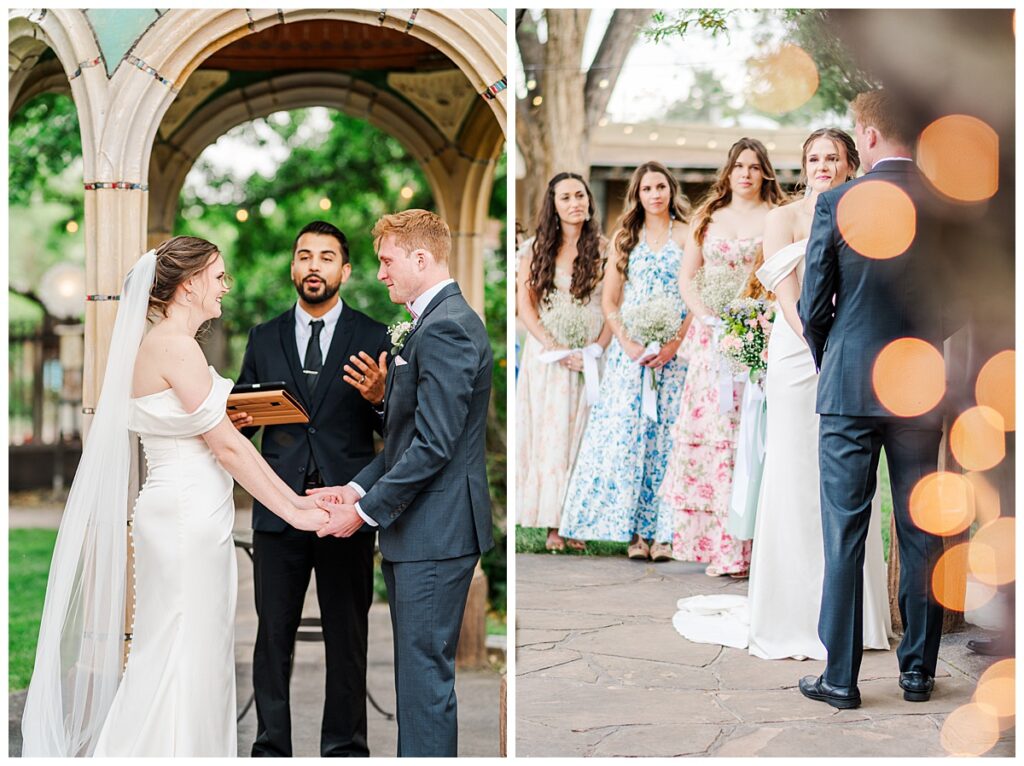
[798,674,861,709]
[899,670,935,702]
[967,636,1014,657]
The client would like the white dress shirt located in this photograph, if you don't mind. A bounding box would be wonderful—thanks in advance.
[294,299,343,365]
[349,278,456,527]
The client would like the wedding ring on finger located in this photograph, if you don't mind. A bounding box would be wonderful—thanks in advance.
[360,375,367,383]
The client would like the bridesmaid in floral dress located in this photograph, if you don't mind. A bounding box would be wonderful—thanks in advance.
[516,172,610,551]
[663,138,785,576]
[559,161,691,561]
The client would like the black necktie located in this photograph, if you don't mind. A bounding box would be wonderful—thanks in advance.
[304,319,324,395]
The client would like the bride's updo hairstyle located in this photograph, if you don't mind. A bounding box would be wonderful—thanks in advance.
[148,236,221,319]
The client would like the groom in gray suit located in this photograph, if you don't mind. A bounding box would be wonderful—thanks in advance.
[310,209,494,756]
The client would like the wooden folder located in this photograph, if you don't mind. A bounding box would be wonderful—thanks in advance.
[227,382,309,426]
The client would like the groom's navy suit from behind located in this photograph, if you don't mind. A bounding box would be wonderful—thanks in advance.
[798,159,962,689]
[353,281,493,757]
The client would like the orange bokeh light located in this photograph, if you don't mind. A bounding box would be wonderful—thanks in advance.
[950,406,1006,471]
[836,181,916,259]
[968,518,1015,587]
[909,472,974,536]
[746,44,819,114]
[871,338,945,417]
[975,659,1015,726]
[932,544,997,612]
[975,350,1015,431]
[941,703,1001,756]
[964,471,1001,527]
[917,115,999,202]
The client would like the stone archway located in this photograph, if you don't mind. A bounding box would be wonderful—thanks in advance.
[10,7,506,421]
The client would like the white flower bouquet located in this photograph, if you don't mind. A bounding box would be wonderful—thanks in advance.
[621,293,684,394]
[539,291,602,349]
[694,265,747,315]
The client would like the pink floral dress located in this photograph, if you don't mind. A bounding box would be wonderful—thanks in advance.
[663,236,762,573]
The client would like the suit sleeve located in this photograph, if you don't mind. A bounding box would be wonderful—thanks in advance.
[798,193,839,370]
[236,326,262,440]
[371,325,390,433]
[357,317,479,529]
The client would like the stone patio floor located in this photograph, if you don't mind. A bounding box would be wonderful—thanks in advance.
[515,553,1014,758]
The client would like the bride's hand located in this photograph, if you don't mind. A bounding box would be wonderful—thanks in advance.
[293,493,321,512]
[289,505,329,532]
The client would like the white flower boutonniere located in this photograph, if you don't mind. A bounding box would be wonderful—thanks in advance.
[388,320,414,356]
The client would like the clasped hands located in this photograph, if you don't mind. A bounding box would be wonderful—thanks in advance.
[298,484,364,538]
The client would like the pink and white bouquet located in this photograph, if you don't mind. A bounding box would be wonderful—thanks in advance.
[719,298,774,383]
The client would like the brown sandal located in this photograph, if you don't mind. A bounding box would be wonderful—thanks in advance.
[650,542,673,561]
[627,536,650,560]
[565,538,587,552]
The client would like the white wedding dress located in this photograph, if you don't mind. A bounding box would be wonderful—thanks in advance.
[673,239,892,659]
[93,366,238,755]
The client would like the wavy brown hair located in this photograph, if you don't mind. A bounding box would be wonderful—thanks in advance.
[691,138,785,247]
[148,236,221,319]
[798,127,860,190]
[613,161,690,280]
[526,172,605,304]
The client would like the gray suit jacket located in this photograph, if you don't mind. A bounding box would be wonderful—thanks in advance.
[354,282,494,562]
[798,160,963,421]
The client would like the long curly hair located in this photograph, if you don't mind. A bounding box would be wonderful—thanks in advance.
[797,127,860,190]
[613,161,690,280]
[691,138,785,247]
[526,172,605,305]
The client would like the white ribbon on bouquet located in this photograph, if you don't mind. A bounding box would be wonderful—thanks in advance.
[639,341,661,421]
[539,343,604,405]
[703,316,744,415]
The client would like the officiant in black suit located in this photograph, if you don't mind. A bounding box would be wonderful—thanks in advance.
[230,220,390,757]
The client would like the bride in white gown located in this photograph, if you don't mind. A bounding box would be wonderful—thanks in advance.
[22,237,328,756]
[674,129,892,659]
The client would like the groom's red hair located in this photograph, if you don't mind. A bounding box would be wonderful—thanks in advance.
[373,209,451,264]
[851,90,915,147]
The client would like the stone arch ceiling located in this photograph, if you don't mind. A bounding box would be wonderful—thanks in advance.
[70,11,501,148]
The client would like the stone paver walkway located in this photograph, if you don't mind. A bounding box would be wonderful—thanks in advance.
[516,554,1014,757]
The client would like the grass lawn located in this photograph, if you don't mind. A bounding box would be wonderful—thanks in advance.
[9,528,57,692]
[518,456,896,563]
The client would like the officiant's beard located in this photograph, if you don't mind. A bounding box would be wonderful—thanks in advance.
[295,277,340,305]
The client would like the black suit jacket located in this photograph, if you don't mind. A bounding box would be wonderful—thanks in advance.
[354,282,494,562]
[238,303,389,532]
[798,160,964,421]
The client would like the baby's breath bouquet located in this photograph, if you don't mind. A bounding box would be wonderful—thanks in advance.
[621,293,684,391]
[694,265,747,315]
[719,297,775,382]
[539,291,602,348]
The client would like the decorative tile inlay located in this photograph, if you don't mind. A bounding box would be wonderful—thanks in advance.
[481,75,507,100]
[69,56,103,80]
[84,181,149,191]
[404,9,419,32]
[388,69,477,141]
[125,54,175,89]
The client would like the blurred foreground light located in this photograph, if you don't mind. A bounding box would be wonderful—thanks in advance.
[400,186,414,200]
[236,209,249,222]
[918,115,999,202]
[975,659,1015,725]
[623,125,634,135]
[526,78,536,91]
[932,544,996,612]
[975,350,1014,431]
[909,472,973,536]
[968,518,1015,587]
[707,140,717,149]
[532,95,543,107]
[319,197,331,211]
[259,198,277,216]
[964,471,1001,527]
[746,44,819,114]
[40,262,86,319]
[950,406,1005,471]
[599,78,609,89]
[676,136,686,146]
[649,132,659,141]
[66,220,79,234]
[871,338,944,417]
[941,703,1001,756]
[836,181,916,259]
[598,117,609,127]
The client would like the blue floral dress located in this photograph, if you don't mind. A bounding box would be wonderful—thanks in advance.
[559,231,688,544]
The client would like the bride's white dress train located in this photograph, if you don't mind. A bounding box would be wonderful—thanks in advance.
[94,366,238,756]
[673,239,892,659]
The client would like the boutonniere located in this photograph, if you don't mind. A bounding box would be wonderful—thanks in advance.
[388,320,414,356]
